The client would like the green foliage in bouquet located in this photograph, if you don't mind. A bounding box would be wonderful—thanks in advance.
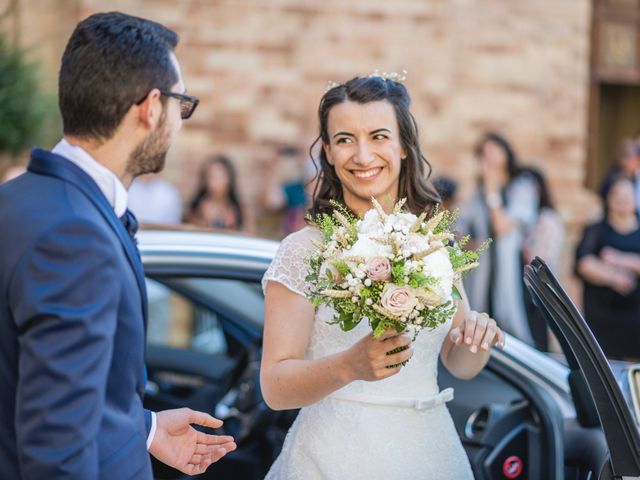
[305,199,489,340]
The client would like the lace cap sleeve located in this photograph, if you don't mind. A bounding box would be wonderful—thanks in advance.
[262,227,321,298]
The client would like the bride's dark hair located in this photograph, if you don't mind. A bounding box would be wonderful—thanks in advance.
[308,75,440,218]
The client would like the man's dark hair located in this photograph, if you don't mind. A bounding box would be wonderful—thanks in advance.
[59,11,179,140]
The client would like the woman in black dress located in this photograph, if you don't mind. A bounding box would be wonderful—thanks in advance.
[576,175,640,360]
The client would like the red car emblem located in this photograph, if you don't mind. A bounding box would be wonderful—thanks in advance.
[502,455,523,478]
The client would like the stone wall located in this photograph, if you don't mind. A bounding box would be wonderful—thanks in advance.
[4,0,598,297]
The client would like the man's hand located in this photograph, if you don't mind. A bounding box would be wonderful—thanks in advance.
[149,408,237,476]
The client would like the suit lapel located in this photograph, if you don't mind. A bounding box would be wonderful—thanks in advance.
[28,148,149,328]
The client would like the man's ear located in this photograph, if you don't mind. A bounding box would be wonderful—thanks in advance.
[136,88,163,130]
[323,143,333,165]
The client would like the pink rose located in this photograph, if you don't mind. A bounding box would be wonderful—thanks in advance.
[365,257,391,282]
[381,284,417,317]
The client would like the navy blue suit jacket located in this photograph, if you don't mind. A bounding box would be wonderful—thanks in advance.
[0,149,153,479]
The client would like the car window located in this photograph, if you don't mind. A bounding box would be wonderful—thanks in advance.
[145,276,265,355]
[146,278,228,355]
[169,276,265,329]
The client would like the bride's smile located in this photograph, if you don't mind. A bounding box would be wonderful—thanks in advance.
[351,166,382,179]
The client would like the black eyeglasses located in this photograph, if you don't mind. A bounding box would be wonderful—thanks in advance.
[160,91,199,119]
[135,90,199,120]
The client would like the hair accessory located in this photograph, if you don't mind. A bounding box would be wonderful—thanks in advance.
[325,80,341,92]
[369,69,408,83]
[324,69,408,93]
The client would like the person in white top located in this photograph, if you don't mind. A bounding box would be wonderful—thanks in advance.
[129,174,182,225]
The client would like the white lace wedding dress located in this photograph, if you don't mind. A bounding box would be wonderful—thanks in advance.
[262,227,474,480]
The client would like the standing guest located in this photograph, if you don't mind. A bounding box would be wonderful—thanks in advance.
[576,175,640,361]
[601,138,640,217]
[521,166,565,351]
[186,154,252,232]
[433,176,458,212]
[259,145,312,237]
[128,173,182,225]
[457,132,538,345]
[0,12,235,479]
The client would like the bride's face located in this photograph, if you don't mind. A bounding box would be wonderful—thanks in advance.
[323,99,406,216]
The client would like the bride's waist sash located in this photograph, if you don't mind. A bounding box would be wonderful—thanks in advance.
[327,387,454,411]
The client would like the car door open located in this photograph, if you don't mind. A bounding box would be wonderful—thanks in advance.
[524,257,640,479]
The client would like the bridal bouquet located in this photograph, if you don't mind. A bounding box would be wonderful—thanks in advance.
[305,199,487,339]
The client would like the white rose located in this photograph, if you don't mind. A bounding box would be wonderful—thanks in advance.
[358,209,384,236]
[401,233,430,257]
[344,236,391,259]
[386,212,417,233]
[420,248,454,305]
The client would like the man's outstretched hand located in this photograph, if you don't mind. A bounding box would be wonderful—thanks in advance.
[149,408,237,475]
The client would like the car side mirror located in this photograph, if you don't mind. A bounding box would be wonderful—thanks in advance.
[629,365,640,426]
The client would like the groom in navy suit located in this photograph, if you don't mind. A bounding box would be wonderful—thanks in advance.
[0,12,235,479]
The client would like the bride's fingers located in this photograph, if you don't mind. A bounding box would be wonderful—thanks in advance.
[383,333,411,353]
[449,327,463,345]
[384,346,413,367]
[480,323,498,351]
[470,313,490,353]
[376,329,401,341]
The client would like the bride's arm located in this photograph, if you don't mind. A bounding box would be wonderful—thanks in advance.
[260,281,413,411]
[439,285,504,380]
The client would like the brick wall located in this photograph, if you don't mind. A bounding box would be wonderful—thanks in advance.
[7,0,598,297]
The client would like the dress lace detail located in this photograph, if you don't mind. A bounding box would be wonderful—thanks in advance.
[262,227,320,298]
[263,226,474,480]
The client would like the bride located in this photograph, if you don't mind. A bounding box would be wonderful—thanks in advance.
[260,73,505,479]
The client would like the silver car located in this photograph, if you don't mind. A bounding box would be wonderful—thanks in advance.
[138,229,640,480]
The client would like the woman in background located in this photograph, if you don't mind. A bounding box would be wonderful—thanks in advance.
[186,154,252,232]
[458,132,538,345]
[576,175,640,360]
[521,166,564,351]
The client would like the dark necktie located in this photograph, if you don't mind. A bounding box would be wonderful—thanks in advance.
[120,208,139,244]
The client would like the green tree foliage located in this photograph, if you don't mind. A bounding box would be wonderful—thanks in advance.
[0,35,46,155]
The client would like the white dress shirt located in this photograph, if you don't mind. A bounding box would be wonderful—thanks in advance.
[52,139,129,217]
[50,139,157,449]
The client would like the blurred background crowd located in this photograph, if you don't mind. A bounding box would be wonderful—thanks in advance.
[1,0,639,361]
